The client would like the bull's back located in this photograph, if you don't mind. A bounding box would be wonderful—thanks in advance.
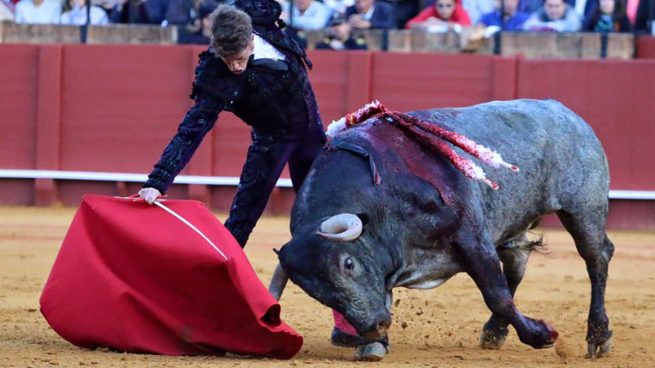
[412,99,609,240]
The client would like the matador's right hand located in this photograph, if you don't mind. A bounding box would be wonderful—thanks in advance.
[138,187,162,204]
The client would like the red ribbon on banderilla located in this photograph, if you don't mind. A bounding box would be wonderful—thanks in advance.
[326,100,519,190]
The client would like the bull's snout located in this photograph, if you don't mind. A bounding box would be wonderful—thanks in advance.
[361,314,392,340]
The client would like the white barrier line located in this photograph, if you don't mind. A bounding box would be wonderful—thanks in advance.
[0,169,293,188]
[154,201,229,261]
[608,190,655,200]
[1,169,654,200]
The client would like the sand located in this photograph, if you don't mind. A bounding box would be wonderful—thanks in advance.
[1,206,653,368]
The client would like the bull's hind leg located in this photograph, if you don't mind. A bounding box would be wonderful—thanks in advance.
[480,233,535,349]
[557,210,614,358]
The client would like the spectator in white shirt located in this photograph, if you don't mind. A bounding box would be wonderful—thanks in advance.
[60,0,109,24]
[1,0,15,21]
[523,0,581,31]
[15,0,62,24]
[462,0,494,24]
[282,0,332,30]
[323,0,355,14]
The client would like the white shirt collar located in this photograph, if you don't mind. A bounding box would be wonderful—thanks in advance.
[252,33,286,61]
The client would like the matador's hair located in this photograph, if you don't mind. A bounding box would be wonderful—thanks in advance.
[210,4,253,58]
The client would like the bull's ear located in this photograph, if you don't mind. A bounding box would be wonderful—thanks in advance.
[276,240,293,263]
[277,239,304,277]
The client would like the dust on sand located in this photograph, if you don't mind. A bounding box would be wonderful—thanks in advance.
[1,206,654,368]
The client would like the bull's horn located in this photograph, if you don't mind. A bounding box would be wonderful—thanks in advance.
[268,263,288,301]
[317,213,363,241]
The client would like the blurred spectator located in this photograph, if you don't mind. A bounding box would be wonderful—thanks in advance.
[518,0,543,13]
[523,0,581,31]
[462,0,494,24]
[519,0,594,15]
[345,0,395,29]
[466,0,526,47]
[282,0,332,30]
[1,0,15,21]
[570,0,599,18]
[423,0,493,25]
[582,0,631,31]
[405,0,472,30]
[520,0,597,16]
[198,4,216,35]
[323,0,354,14]
[174,0,218,43]
[14,0,61,23]
[60,0,109,24]
[109,0,151,23]
[634,0,655,33]
[91,0,123,19]
[385,0,421,29]
[478,0,530,29]
[144,0,169,24]
[624,0,637,22]
[165,0,217,25]
[315,11,369,49]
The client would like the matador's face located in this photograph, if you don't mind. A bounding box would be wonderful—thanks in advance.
[220,36,255,75]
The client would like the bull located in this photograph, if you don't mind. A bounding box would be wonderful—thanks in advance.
[269,99,614,361]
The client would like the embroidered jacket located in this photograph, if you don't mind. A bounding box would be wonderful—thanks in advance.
[144,0,321,193]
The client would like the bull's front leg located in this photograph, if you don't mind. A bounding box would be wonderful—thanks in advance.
[480,236,534,349]
[454,231,558,349]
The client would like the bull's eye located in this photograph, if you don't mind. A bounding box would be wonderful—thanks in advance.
[344,257,355,271]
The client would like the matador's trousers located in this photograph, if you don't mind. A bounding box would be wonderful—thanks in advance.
[224,121,326,247]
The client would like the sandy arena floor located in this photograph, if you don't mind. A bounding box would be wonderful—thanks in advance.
[0,206,653,368]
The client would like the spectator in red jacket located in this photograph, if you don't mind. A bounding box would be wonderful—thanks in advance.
[405,0,472,30]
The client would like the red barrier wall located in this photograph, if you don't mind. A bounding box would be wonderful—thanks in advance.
[0,44,653,229]
[516,59,655,191]
[372,53,496,110]
[0,44,38,170]
[636,36,655,59]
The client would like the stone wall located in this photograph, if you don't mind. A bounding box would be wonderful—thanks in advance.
[0,20,637,59]
[0,21,176,45]
[497,32,634,59]
[304,29,635,59]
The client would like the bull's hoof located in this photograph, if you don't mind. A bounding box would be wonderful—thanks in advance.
[479,329,507,350]
[519,319,558,349]
[586,336,612,359]
[355,342,389,362]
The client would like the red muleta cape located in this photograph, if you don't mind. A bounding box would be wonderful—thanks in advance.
[40,194,302,359]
